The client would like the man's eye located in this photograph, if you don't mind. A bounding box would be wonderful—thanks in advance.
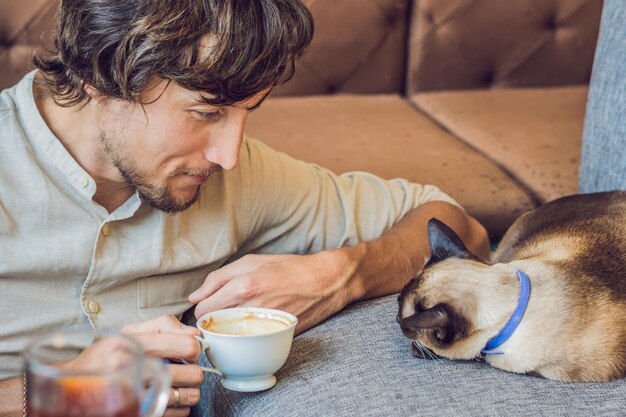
[194,111,220,120]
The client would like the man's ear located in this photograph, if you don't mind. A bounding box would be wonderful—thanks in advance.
[83,83,107,103]
[424,218,475,267]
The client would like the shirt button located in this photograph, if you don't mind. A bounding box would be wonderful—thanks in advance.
[78,176,89,188]
[87,300,100,314]
[101,224,110,237]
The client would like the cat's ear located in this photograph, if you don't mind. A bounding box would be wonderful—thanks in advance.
[425,218,474,266]
[400,304,463,344]
[401,305,449,331]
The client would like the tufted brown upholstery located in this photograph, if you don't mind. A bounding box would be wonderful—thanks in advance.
[0,0,602,94]
[0,0,58,89]
[274,0,410,96]
[407,0,603,92]
[0,0,603,238]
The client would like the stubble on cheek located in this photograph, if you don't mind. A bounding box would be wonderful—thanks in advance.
[99,131,202,213]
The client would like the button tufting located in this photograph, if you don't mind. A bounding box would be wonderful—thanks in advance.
[546,18,557,30]
[482,72,495,85]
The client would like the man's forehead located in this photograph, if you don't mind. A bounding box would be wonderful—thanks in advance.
[193,88,271,110]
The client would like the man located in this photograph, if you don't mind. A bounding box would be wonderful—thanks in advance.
[0,1,488,416]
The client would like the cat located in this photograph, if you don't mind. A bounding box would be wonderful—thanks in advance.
[397,190,626,382]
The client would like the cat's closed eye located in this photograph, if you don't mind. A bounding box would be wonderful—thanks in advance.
[435,328,446,342]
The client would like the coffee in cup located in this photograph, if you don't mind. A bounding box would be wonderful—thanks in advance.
[200,311,290,335]
[194,307,297,392]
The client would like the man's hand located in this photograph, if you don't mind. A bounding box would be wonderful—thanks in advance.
[122,315,204,417]
[0,377,22,417]
[189,251,358,334]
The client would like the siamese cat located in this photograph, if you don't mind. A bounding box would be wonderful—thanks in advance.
[397,191,626,382]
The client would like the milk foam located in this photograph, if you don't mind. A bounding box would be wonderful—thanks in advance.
[202,315,290,336]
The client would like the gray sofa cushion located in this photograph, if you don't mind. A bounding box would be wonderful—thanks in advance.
[193,294,625,416]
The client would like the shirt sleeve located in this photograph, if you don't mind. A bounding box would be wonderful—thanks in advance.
[235,137,461,255]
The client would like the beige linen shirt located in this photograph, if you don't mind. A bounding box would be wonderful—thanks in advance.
[0,71,459,379]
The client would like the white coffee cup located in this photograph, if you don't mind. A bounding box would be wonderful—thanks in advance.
[194,307,297,392]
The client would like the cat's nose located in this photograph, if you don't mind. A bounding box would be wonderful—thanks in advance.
[399,317,418,340]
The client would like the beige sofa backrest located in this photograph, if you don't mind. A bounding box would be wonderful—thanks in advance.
[0,0,603,94]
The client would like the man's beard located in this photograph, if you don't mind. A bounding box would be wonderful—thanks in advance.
[116,161,200,213]
[100,133,203,213]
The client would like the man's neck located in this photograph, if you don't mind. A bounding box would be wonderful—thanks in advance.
[32,74,134,213]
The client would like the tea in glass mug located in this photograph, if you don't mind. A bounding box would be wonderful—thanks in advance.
[23,328,170,417]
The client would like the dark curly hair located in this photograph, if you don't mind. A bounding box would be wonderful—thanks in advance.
[34,0,313,107]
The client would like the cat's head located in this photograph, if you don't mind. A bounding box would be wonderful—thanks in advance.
[397,218,517,360]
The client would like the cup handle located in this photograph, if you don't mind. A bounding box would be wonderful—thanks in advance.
[140,357,171,417]
[181,335,223,376]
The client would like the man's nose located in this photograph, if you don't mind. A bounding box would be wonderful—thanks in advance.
[204,115,246,170]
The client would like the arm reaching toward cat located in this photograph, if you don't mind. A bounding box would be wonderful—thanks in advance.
[343,201,489,302]
[190,201,489,334]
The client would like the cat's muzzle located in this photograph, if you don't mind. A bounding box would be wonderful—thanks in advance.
[399,315,440,360]
[411,341,440,360]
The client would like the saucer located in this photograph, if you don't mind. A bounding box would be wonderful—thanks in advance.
[219,375,277,392]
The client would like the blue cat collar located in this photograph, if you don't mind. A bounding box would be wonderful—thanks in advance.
[481,269,531,355]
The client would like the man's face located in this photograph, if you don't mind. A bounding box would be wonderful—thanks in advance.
[94,79,267,213]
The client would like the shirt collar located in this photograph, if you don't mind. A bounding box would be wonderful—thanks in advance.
[17,70,143,219]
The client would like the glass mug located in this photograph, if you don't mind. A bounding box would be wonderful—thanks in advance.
[23,328,170,417]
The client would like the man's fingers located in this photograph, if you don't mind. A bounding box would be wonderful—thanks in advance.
[193,275,264,318]
[130,333,201,362]
[168,364,205,387]
[167,387,201,407]
[188,270,231,304]
[163,407,191,417]
[188,254,293,303]
[188,255,260,303]
[122,314,199,336]
[163,366,203,417]
[193,291,237,319]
